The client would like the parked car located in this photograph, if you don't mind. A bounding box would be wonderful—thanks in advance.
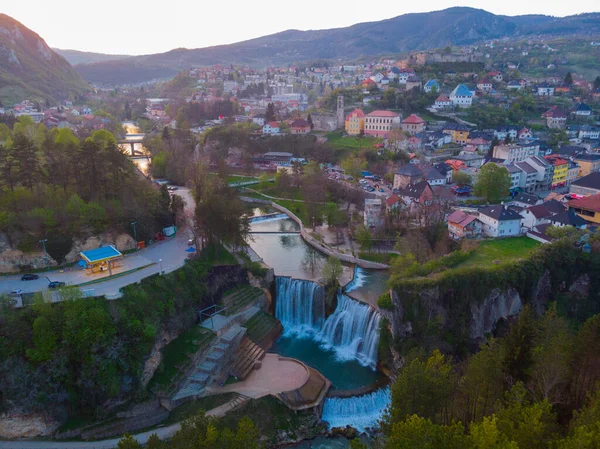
[48,281,66,290]
[21,273,39,281]
[167,186,179,191]
[10,288,23,296]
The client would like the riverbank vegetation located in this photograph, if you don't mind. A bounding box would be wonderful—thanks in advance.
[0,117,173,261]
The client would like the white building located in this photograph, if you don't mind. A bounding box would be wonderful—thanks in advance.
[262,122,281,135]
[449,84,474,108]
[364,198,383,228]
[478,205,523,237]
[492,143,540,163]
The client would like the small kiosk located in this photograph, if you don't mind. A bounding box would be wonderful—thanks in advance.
[80,245,123,276]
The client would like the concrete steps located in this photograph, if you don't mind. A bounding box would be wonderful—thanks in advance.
[230,336,265,380]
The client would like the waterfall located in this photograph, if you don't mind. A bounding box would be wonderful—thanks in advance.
[276,277,325,334]
[344,266,367,293]
[318,294,381,369]
[322,388,391,431]
[276,277,382,369]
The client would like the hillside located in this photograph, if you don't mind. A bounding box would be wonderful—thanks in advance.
[0,14,89,105]
[75,7,600,85]
[53,48,132,65]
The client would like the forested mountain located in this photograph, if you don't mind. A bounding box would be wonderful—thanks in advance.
[53,48,132,65]
[0,14,89,105]
[75,7,600,85]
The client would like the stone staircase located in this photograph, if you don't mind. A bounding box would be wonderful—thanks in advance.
[172,324,246,404]
[230,336,265,380]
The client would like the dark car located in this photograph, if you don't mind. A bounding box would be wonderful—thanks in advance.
[48,281,66,289]
[21,273,39,281]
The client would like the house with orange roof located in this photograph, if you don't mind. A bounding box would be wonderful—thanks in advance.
[568,194,600,224]
[290,119,311,135]
[262,121,281,135]
[434,94,452,109]
[447,210,482,239]
[345,109,365,136]
[401,114,426,135]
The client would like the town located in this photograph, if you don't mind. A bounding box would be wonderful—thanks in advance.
[2,10,600,449]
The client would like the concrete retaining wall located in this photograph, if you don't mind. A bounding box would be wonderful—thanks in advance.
[269,203,389,270]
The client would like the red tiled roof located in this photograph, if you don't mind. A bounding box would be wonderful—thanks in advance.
[436,94,450,102]
[346,108,365,119]
[367,110,399,117]
[402,114,425,125]
[447,210,477,227]
[568,194,600,213]
[266,121,279,127]
[386,194,400,207]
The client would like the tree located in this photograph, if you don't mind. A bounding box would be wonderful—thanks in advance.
[117,434,142,449]
[474,164,511,203]
[469,416,518,449]
[564,72,573,86]
[341,155,367,181]
[322,255,343,285]
[387,350,455,425]
[355,225,373,251]
[324,202,340,228]
[265,102,276,122]
[275,170,292,198]
[594,76,600,91]
[395,230,431,263]
[11,134,39,190]
[307,113,314,130]
[385,415,468,449]
[453,171,472,186]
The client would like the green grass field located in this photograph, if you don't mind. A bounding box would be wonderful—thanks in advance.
[148,326,216,391]
[359,252,398,265]
[324,131,380,150]
[457,237,541,269]
[227,175,258,184]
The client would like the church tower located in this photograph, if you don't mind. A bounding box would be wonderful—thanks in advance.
[336,95,345,129]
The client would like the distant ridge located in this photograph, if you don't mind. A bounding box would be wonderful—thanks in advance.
[73,7,600,86]
[53,48,133,66]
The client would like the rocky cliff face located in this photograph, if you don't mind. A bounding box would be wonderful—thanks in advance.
[0,412,60,438]
[389,270,592,344]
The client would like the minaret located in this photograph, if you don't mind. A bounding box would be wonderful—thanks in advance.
[336,95,344,129]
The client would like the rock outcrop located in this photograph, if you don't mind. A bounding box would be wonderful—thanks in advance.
[0,411,60,438]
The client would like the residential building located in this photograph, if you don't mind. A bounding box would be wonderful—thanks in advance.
[574,102,593,116]
[493,143,540,163]
[512,192,543,208]
[515,161,539,192]
[507,80,524,90]
[425,167,446,186]
[424,79,440,93]
[397,181,434,210]
[394,164,423,189]
[488,71,503,82]
[449,84,474,108]
[364,110,401,138]
[364,198,383,228]
[262,122,281,135]
[568,194,600,224]
[536,82,555,96]
[566,161,580,185]
[505,164,523,190]
[477,78,493,92]
[345,109,365,136]
[406,75,422,91]
[544,155,568,188]
[385,194,401,212]
[573,154,600,177]
[570,172,600,196]
[443,122,470,144]
[434,94,452,109]
[478,205,523,237]
[494,126,519,141]
[290,119,311,134]
[447,210,482,239]
[252,114,266,126]
[556,146,586,158]
[520,204,554,230]
[401,114,426,135]
[542,106,567,129]
[550,209,588,228]
[263,152,293,164]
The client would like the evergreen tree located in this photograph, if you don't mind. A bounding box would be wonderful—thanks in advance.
[564,72,573,86]
[593,76,600,91]
[11,134,38,191]
[265,103,276,122]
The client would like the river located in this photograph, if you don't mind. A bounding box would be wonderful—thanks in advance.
[122,121,151,176]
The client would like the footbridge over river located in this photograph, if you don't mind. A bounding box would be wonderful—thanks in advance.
[119,134,146,156]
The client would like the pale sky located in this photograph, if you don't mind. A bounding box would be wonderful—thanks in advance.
[3,1,598,55]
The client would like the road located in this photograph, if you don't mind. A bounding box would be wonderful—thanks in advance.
[0,188,195,299]
[0,395,234,449]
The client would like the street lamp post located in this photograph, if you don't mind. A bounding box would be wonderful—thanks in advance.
[39,239,48,271]
[131,221,138,251]
[159,258,163,275]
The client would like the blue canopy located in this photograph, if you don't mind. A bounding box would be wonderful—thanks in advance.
[80,245,123,264]
[185,246,196,253]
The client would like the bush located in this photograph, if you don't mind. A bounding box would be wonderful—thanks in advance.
[245,260,267,277]
[378,292,393,309]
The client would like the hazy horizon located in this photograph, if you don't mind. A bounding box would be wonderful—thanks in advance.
[3,1,600,56]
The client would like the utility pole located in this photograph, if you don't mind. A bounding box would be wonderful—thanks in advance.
[39,239,48,271]
[131,221,138,251]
